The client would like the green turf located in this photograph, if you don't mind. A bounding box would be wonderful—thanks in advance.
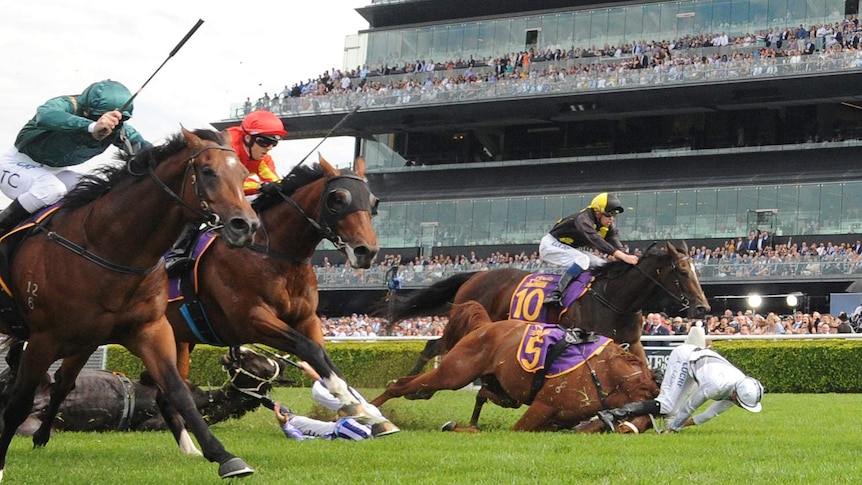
[1,389,857,484]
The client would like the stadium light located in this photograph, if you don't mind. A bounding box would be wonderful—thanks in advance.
[747,294,762,309]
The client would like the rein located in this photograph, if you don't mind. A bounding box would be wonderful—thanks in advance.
[588,252,693,315]
[38,144,234,276]
[263,174,371,254]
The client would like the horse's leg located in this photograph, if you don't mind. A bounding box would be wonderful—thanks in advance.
[31,350,94,448]
[511,401,558,432]
[154,386,201,456]
[372,347,483,406]
[467,393,489,428]
[406,338,442,376]
[0,338,58,482]
[127,322,253,479]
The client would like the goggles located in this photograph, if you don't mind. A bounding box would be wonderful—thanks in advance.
[254,135,279,148]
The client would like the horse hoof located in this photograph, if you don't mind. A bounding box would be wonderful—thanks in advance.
[371,420,400,437]
[218,457,254,479]
[441,421,457,432]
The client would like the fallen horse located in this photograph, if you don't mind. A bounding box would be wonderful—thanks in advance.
[372,301,659,432]
[0,347,284,435]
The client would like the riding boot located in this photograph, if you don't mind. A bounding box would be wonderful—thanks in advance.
[0,199,31,237]
[597,400,661,431]
[543,271,575,307]
[165,222,199,274]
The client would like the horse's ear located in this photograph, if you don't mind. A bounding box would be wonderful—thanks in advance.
[222,129,233,146]
[318,153,337,177]
[181,127,202,150]
[353,157,367,178]
[666,241,678,256]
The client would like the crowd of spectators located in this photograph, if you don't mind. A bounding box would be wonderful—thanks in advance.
[240,18,862,117]
[313,236,862,291]
[319,313,446,338]
[642,308,858,342]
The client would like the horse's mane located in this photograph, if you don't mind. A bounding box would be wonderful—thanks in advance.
[61,129,224,211]
[591,241,680,280]
[251,163,325,213]
[440,301,494,352]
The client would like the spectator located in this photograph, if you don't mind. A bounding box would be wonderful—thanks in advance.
[836,312,854,333]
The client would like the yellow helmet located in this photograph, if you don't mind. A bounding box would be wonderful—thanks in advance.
[589,193,624,216]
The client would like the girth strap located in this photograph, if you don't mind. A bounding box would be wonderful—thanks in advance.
[114,373,137,431]
[178,270,225,346]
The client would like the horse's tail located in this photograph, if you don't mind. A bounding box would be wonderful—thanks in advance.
[441,301,494,351]
[373,272,479,324]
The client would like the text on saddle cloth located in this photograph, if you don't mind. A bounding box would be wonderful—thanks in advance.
[517,323,610,378]
[508,271,594,323]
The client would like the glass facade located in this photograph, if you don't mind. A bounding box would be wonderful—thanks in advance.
[364,0,845,69]
[372,181,862,247]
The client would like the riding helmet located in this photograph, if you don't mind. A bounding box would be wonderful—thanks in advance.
[589,192,625,216]
[241,110,288,138]
[734,377,764,412]
[79,80,134,119]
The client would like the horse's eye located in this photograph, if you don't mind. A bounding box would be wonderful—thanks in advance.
[200,165,216,178]
[370,195,380,216]
[326,189,351,213]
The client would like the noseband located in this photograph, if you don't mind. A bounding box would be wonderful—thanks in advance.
[271,174,375,251]
[224,347,281,397]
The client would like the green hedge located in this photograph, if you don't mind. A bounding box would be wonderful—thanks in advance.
[106,340,862,393]
[105,341,429,388]
[712,339,862,393]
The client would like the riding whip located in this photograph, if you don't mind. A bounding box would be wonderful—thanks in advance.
[96,19,205,138]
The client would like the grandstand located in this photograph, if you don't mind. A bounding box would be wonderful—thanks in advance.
[212,0,862,316]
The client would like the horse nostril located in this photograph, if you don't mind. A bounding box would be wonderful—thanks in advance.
[355,246,369,257]
[228,218,255,234]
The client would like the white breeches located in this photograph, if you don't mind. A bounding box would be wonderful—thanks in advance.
[1,148,80,213]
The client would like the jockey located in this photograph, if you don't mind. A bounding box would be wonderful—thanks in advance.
[539,192,638,307]
[273,360,399,441]
[0,80,149,236]
[224,109,287,196]
[597,344,764,433]
[165,110,286,271]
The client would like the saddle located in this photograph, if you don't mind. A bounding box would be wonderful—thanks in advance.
[517,325,607,405]
[509,271,594,325]
[166,231,225,346]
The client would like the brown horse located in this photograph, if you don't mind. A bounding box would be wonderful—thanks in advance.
[161,154,394,444]
[0,128,259,480]
[386,241,709,373]
[371,301,659,432]
[4,346,284,434]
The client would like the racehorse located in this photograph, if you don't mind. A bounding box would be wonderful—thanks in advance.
[3,346,284,434]
[0,128,259,480]
[162,154,394,442]
[371,301,659,432]
[385,241,709,373]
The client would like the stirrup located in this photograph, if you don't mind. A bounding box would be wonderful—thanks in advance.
[166,257,194,276]
[543,293,562,307]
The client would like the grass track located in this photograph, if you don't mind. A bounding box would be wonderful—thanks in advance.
[1,389,858,484]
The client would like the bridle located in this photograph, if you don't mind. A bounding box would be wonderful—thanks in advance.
[254,173,376,256]
[588,248,694,315]
[223,347,281,399]
[39,143,236,275]
[135,144,235,228]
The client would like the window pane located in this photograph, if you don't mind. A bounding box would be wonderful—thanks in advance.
[775,185,799,235]
[437,201,457,245]
[843,182,862,233]
[624,6,644,43]
[507,198,527,244]
[655,191,676,240]
[454,200,473,246]
[677,190,697,239]
[696,190,718,238]
[574,11,592,48]
[820,184,841,233]
[472,200,492,244]
[716,188,738,236]
[489,198,508,243]
[401,29,418,62]
[798,184,819,235]
[590,9,609,49]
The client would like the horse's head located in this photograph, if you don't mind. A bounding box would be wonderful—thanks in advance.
[316,155,379,268]
[256,154,379,267]
[221,347,283,396]
[174,128,259,248]
[642,241,711,317]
